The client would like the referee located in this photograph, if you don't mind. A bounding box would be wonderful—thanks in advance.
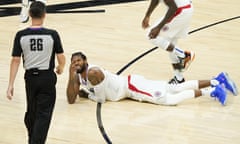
[6,1,65,144]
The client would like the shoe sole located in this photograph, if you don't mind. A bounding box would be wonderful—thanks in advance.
[211,85,227,105]
[20,2,30,23]
[222,72,238,96]
[21,16,29,23]
[220,85,227,105]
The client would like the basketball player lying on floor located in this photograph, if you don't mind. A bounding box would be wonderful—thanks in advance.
[66,52,238,106]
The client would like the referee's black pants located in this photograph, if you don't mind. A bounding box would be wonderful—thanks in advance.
[24,70,57,144]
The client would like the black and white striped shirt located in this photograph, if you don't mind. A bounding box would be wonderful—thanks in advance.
[12,27,64,70]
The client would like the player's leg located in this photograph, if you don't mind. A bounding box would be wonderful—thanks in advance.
[165,27,194,84]
[168,80,219,93]
[166,38,192,84]
[128,75,227,105]
[20,0,47,23]
[170,5,194,73]
[168,43,195,73]
[147,24,194,84]
[127,75,168,104]
[164,85,226,106]
[168,45,185,84]
[192,78,229,105]
[148,35,194,71]
[166,79,227,105]
[162,8,194,83]
[20,0,30,23]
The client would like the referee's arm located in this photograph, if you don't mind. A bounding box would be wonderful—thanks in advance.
[56,53,65,75]
[7,57,21,100]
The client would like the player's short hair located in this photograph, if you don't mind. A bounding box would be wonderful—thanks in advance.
[71,52,87,61]
[29,1,46,18]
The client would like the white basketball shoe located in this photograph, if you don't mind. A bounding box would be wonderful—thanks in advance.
[20,1,30,23]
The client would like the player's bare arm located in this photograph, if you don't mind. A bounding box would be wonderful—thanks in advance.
[88,67,105,86]
[66,61,80,104]
[149,0,177,39]
[142,0,160,29]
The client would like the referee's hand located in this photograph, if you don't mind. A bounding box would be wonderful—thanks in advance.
[56,65,64,75]
[6,86,14,100]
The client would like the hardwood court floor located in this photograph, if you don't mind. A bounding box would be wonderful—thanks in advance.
[0,0,240,144]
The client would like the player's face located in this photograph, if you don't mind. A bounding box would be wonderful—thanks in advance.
[71,56,87,73]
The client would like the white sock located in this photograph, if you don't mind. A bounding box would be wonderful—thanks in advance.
[174,70,184,81]
[173,47,185,58]
[169,52,180,63]
[210,79,219,86]
[201,87,214,96]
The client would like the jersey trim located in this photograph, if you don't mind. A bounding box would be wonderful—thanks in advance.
[128,75,152,97]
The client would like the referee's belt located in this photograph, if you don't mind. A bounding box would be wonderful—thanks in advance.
[25,68,52,75]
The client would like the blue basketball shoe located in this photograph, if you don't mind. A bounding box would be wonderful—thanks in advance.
[215,72,238,96]
[211,84,227,105]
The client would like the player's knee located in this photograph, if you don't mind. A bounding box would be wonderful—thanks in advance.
[149,36,170,50]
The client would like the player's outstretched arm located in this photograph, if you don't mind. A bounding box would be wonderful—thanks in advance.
[66,62,80,104]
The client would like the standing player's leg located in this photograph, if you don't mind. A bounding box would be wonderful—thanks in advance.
[149,34,195,84]
[149,6,194,84]
[20,0,30,23]
[165,21,194,84]
[20,0,47,23]
[167,5,194,84]
[168,43,195,84]
[147,22,195,84]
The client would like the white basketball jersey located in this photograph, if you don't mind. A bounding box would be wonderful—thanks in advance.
[79,65,128,103]
[79,65,169,104]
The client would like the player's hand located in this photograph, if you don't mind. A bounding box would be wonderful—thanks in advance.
[142,16,150,29]
[6,86,14,100]
[149,26,161,39]
[69,61,77,74]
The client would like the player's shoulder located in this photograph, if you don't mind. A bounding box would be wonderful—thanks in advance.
[88,65,106,74]
[88,65,102,71]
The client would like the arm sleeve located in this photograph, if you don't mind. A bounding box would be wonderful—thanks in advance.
[53,30,64,54]
[11,32,22,57]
